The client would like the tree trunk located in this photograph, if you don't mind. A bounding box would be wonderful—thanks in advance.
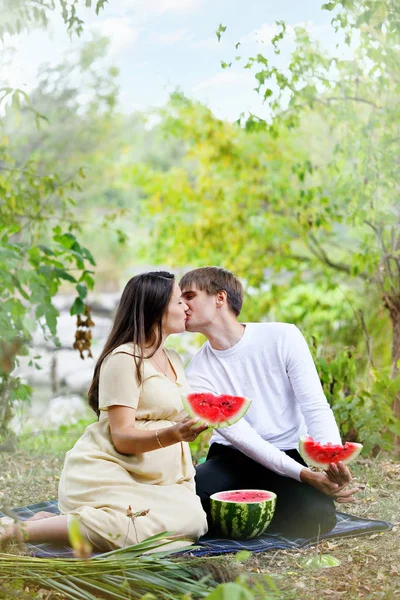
[384,293,400,453]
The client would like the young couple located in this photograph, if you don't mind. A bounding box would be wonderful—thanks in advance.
[0,267,359,552]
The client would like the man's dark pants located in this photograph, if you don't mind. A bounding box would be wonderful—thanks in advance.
[195,443,336,538]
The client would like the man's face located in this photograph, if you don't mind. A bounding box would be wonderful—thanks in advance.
[181,285,217,332]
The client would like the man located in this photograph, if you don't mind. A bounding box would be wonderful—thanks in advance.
[180,266,359,538]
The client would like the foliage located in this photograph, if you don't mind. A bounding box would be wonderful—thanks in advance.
[18,418,96,456]
[0,2,109,440]
[0,533,226,599]
[243,3,400,292]
[3,34,188,287]
[204,565,283,600]
[130,1,400,447]
[237,1,400,382]
[0,523,282,600]
[0,0,108,38]
[311,343,400,452]
[0,134,96,439]
[131,93,304,286]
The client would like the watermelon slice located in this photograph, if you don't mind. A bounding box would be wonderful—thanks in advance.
[299,436,363,468]
[182,392,251,428]
[210,489,277,539]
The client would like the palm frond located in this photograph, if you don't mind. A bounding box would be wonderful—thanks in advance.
[0,532,237,600]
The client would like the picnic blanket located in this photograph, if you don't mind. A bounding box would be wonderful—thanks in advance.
[1,500,393,558]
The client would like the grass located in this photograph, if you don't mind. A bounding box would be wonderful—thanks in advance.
[0,428,399,599]
[243,457,400,599]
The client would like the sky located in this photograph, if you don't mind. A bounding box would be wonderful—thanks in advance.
[2,0,342,122]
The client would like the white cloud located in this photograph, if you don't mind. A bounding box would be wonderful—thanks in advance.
[241,21,333,48]
[192,37,222,51]
[240,22,284,46]
[133,0,201,15]
[191,69,266,123]
[149,29,193,45]
[193,69,253,92]
[92,17,139,55]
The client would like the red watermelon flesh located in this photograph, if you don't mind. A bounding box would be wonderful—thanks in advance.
[182,392,251,428]
[299,436,363,468]
[214,490,274,503]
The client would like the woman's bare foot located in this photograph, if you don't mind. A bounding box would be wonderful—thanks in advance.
[0,517,24,549]
[0,516,13,546]
[27,511,56,522]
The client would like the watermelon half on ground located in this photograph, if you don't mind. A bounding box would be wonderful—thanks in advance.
[182,392,251,428]
[299,436,363,469]
[210,489,277,539]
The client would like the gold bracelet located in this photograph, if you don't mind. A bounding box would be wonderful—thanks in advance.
[155,430,165,448]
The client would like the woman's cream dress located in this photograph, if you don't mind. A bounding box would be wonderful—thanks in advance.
[58,344,208,551]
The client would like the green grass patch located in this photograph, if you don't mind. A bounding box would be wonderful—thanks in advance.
[0,425,398,599]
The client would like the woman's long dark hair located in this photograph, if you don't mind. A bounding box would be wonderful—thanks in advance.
[88,271,175,416]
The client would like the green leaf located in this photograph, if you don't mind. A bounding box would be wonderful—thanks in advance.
[206,582,254,599]
[322,2,337,10]
[387,419,400,436]
[96,0,109,15]
[70,297,86,316]
[79,270,95,290]
[76,283,88,300]
[82,246,96,266]
[37,245,55,256]
[54,232,78,250]
[68,515,92,558]
[234,550,252,563]
[36,303,58,335]
[216,24,227,42]
[54,268,77,283]
[301,554,341,569]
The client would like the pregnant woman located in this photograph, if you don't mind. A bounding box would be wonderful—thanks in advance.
[1,271,208,552]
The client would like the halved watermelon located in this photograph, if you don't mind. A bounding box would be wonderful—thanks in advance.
[299,436,363,468]
[182,392,251,428]
[210,489,277,539]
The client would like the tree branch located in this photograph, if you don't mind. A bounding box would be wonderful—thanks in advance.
[364,220,400,288]
[279,94,381,119]
[358,309,376,368]
[325,96,381,109]
[307,233,369,280]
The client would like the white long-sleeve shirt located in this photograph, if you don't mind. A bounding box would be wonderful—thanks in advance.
[186,323,342,481]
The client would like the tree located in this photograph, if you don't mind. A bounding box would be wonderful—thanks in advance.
[241,0,400,427]
[0,0,109,38]
[130,1,400,447]
[0,1,109,442]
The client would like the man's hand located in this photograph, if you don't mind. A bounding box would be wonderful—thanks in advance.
[330,485,360,503]
[324,461,359,502]
[325,461,352,487]
[300,468,360,503]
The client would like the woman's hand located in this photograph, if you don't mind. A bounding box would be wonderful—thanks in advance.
[170,417,209,443]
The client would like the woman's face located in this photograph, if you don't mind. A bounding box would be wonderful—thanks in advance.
[162,281,189,335]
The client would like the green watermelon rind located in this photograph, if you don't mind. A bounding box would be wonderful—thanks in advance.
[210,489,277,539]
[299,436,363,469]
[182,393,251,429]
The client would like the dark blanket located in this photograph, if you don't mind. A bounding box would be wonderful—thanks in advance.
[0,500,393,558]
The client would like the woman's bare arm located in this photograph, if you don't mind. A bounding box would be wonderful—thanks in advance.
[107,405,207,454]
